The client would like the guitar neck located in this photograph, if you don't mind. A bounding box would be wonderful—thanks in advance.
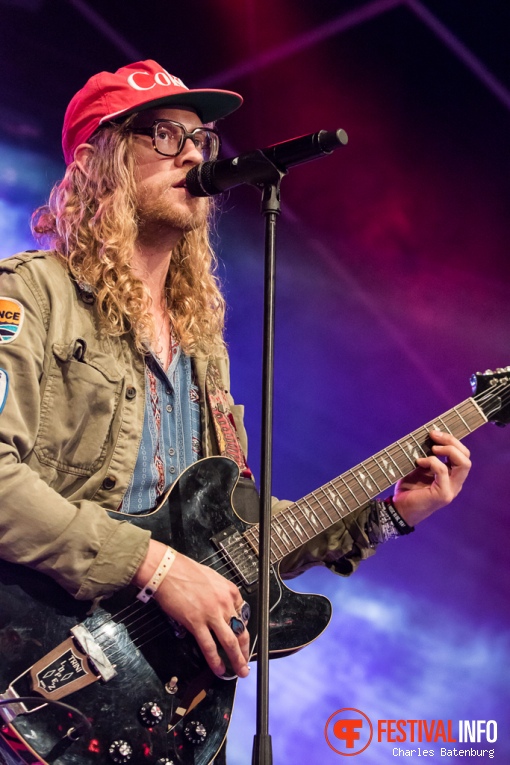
[244,396,487,564]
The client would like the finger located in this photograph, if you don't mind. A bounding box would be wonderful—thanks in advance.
[238,627,251,664]
[430,448,472,489]
[416,454,468,500]
[431,443,472,470]
[193,625,227,677]
[230,600,251,663]
[429,430,471,458]
[214,620,250,678]
[415,455,453,496]
[417,455,449,477]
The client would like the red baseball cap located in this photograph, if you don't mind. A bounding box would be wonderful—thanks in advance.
[62,59,243,164]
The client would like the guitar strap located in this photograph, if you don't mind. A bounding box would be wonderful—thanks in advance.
[205,361,253,480]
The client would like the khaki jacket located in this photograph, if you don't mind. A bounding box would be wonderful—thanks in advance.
[0,251,376,601]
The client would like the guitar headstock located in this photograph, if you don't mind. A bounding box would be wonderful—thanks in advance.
[471,367,510,426]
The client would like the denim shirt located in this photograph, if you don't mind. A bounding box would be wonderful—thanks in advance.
[121,346,201,514]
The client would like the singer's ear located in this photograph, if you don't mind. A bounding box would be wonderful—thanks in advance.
[73,143,95,174]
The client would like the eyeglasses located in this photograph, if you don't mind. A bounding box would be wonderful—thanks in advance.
[128,119,220,162]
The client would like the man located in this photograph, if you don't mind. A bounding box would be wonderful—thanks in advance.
[0,60,471,764]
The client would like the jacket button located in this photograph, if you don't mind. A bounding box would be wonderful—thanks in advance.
[126,386,137,399]
[102,476,116,490]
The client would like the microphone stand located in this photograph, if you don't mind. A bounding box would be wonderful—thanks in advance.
[216,149,284,765]
[252,171,285,765]
[190,135,347,765]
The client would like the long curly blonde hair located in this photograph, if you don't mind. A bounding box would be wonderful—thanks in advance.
[32,119,225,356]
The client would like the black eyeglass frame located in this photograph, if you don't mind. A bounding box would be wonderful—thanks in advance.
[127,119,221,161]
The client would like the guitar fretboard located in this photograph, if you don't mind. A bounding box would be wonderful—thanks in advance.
[244,397,487,563]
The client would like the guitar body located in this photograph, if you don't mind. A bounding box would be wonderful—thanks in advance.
[0,457,332,765]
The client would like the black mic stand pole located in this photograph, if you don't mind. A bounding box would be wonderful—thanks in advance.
[213,150,286,765]
[252,171,285,765]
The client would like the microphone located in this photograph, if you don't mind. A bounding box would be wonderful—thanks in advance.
[186,128,348,197]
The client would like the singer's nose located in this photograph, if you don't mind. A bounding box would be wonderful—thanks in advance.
[175,137,203,166]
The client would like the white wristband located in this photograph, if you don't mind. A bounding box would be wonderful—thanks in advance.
[137,546,176,603]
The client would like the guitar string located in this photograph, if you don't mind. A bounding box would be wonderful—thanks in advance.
[108,605,164,636]
[89,382,510,653]
[93,599,219,659]
[91,605,173,652]
[116,618,173,652]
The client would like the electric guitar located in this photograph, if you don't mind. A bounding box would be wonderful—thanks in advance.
[0,368,509,765]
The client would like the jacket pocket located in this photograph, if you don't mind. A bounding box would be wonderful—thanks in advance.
[35,339,124,476]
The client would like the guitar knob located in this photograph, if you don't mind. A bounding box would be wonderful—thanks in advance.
[139,700,164,726]
[108,740,133,763]
[184,720,207,744]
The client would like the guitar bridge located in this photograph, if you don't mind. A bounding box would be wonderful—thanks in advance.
[212,527,258,587]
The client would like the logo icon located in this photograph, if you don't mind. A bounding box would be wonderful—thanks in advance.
[0,298,24,345]
[325,708,373,756]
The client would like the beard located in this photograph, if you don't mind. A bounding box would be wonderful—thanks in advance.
[135,179,209,243]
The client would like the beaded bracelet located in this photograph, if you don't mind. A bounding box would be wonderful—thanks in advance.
[137,546,176,603]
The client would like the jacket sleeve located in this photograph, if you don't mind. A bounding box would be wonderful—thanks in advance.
[0,265,150,601]
[275,498,379,579]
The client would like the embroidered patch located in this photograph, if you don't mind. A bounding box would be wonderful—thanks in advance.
[0,369,8,413]
[0,298,24,344]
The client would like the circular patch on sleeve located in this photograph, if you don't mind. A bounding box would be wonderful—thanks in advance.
[0,369,9,413]
[0,298,24,344]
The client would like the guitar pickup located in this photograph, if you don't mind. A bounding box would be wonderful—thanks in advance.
[211,526,259,587]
